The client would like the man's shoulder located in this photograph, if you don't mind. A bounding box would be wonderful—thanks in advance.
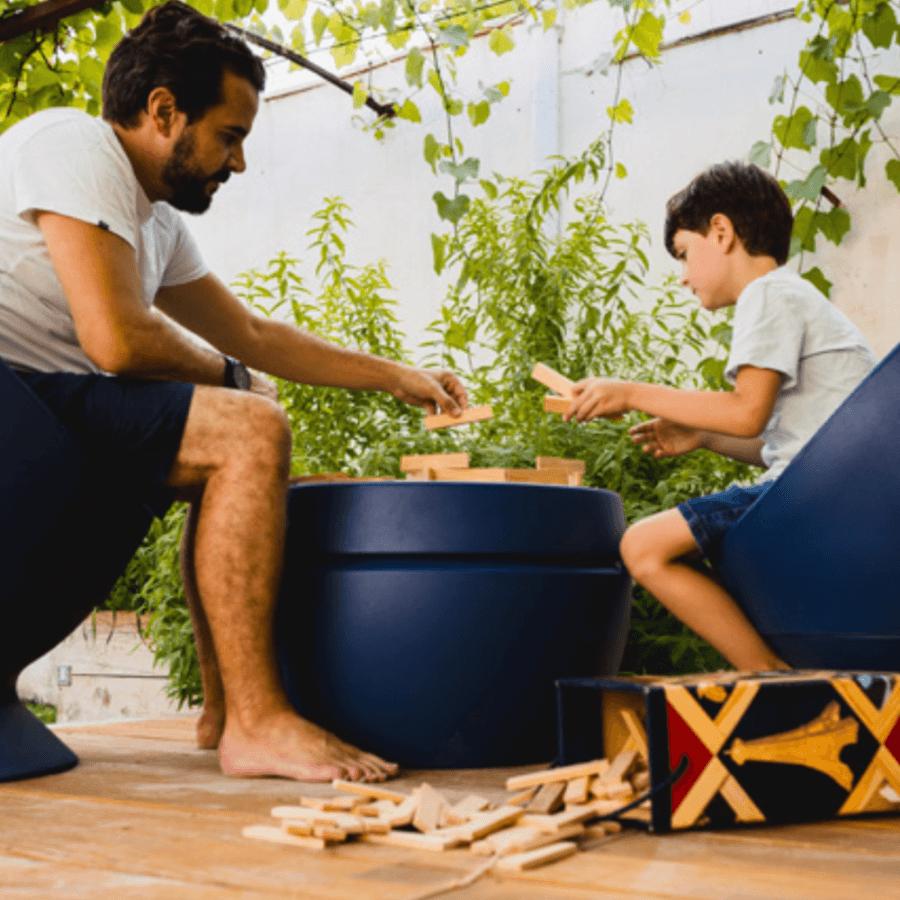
[2,108,106,147]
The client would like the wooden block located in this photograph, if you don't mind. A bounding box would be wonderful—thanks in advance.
[631,770,650,793]
[424,404,493,430]
[563,776,591,805]
[508,786,538,807]
[543,395,572,415]
[401,452,469,472]
[494,840,578,872]
[619,709,650,764]
[300,795,360,812]
[272,809,365,834]
[622,806,651,823]
[535,456,586,475]
[430,467,508,482]
[242,824,328,850]
[331,779,409,804]
[532,466,583,486]
[521,805,599,833]
[592,781,632,801]
[448,794,492,823]
[382,792,418,828]
[506,758,611,792]
[310,825,347,842]
[363,829,467,851]
[413,783,451,832]
[531,363,574,398]
[579,798,625,816]
[601,749,639,785]
[881,785,900,804]
[524,781,567,814]
[504,468,571,485]
[603,820,622,834]
[443,806,523,842]
[404,467,436,481]
[473,823,584,856]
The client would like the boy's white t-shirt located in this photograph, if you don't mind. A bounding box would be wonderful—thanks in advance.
[0,108,209,374]
[726,267,878,482]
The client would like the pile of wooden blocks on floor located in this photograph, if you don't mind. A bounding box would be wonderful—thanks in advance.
[244,747,651,871]
[400,453,586,486]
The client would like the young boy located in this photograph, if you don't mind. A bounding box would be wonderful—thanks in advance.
[565,161,877,671]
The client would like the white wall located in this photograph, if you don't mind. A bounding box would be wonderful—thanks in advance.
[185,0,900,357]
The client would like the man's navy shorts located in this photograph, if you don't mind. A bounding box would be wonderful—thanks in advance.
[18,371,194,519]
[677,481,773,566]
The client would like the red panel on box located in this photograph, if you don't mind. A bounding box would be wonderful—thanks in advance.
[667,700,713,814]
[885,713,900,765]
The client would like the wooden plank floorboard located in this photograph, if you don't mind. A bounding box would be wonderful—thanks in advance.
[3,717,900,900]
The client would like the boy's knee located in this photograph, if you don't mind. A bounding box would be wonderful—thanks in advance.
[619,521,664,584]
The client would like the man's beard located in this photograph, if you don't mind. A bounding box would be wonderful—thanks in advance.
[161,130,230,214]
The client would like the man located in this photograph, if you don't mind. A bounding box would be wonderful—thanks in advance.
[0,1,467,781]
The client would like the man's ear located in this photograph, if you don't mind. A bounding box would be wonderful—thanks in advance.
[709,212,736,252]
[146,86,182,138]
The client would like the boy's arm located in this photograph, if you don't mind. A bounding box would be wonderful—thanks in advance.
[629,418,766,467]
[567,366,783,439]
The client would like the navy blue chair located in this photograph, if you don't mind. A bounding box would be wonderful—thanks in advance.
[717,343,900,670]
[0,358,155,780]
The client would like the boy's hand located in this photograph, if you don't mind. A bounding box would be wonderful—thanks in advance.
[566,377,632,423]
[629,417,704,458]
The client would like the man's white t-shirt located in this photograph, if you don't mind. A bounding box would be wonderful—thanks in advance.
[726,267,878,482]
[0,108,209,374]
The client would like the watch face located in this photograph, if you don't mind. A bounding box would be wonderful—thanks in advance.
[233,360,251,390]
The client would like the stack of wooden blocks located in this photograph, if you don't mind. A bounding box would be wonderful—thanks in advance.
[244,709,652,872]
[400,453,586,486]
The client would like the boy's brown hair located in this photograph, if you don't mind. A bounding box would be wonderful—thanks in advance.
[665,161,794,265]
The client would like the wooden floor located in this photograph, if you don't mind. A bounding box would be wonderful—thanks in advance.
[2,717,900,900]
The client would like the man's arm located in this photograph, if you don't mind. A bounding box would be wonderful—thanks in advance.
[39,212,465,412]
[568,366,783,439]
[38,212,230,385]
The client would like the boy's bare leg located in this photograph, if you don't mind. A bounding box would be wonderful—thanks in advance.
[180,502,226,750]
[167,386,398,781]
[620,509,789,671]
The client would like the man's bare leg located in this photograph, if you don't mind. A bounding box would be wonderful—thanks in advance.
[620,509,789,671]
[180,502,226,750]
[168,386,398,781]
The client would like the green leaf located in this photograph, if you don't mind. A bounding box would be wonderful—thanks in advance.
[423,133,441,173]
[440,24,470,48]
[769,73,786,104]
[386,30,410,50]
[405,47,424,87]
[799,49,838,84]
[631,11,664,59]
[886,158,900,192]
[865,90,892,119]
[440,157,479,182]
[814,206,850,245]
[773,106,815,150]
[749,140,772,168]
[542,7,556,30]
[874,75,900,96]
[784,165,827,203]
[862,2,897,49]
[791,205,817,254]
[94,14,122,53]
[468,100,490,126]
[431,233,446,275]
[480,178,498,200]
[352,81,367,109]
[801,266,833,298]
[280,0,306,18]
[488,26,515,55]
[607,97,633,124]
[820,137,858,181]
[826,75,865,124]
[433,191,471,224]
[615,162,627,179]
[312,9,328,44]
[234,0,253,16]
[397,98,421,122]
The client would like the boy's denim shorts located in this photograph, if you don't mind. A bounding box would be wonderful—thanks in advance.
[17,370,194,518]
[677,481,773,565]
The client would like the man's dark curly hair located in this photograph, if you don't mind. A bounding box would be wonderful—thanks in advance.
[102,0,265,127]
[664,161,794,266]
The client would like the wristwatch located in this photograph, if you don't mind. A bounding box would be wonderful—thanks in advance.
[222,355,251,390]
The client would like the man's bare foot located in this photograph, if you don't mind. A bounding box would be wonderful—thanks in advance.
[196,705,225,750]
[218,709,399,782]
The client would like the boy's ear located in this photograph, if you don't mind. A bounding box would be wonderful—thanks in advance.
[709,212,737,252]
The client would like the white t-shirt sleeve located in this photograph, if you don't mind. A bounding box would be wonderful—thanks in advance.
[726,280,805,390]
[11,118,140,250]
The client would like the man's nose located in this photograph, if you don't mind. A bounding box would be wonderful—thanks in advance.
[229,143,246,173]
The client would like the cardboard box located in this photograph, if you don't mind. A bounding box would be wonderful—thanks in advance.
[555,671,900,832]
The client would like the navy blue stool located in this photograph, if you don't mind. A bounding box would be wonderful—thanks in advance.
[718,343,900,670]
[0,358,155,781]
[276,481,632,768]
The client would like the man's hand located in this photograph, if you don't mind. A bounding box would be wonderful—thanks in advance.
[629,417,705,458]
[566,377,633,423]
[390,366,468,416]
